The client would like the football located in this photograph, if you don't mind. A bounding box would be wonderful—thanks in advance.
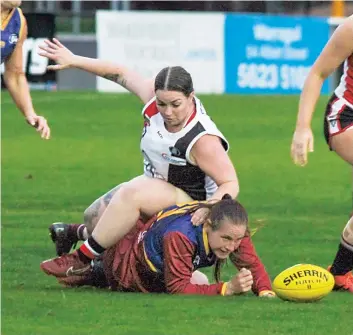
[272,264,335,302]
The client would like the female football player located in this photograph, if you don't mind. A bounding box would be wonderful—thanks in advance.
[39,39,242,261]
[41,195,275,297]
[291,15,353,293]
[1,0,50,139]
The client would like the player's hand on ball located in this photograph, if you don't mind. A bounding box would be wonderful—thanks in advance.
[39,38,75,71]
[290,127,314,167]
[26,114,51,139]
[225,268,253,295]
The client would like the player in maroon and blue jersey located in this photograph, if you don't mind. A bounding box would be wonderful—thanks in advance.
[41,195,275,297]
[1,0,50,139]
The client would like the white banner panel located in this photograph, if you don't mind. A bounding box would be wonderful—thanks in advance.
[96,11,224,94]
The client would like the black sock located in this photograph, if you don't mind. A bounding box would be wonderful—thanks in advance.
[330,243,353,275]
[77,236,106,264]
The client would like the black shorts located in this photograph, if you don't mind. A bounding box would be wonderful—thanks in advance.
[324,94,353,148]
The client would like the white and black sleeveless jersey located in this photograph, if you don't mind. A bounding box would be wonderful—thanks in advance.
[140,96,229,200]
[335,54,353,108]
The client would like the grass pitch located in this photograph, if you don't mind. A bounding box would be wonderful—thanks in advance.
[2,91,352,335]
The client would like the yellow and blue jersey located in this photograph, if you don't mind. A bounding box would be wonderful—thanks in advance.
[1,7,25,64]
[143,202,215,273]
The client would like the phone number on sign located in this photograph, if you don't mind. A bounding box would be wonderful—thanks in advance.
[237,63,311,90]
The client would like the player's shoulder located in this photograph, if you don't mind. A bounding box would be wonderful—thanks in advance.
[16,7,24,16]
[335,15,353,34]
[14,7,26,23]
[165,216,198,244]
[194,96,216,123]
[194,96,208,116]
[142,96,158,118]
[15,7,27,41]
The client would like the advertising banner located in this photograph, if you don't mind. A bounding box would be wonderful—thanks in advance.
[96,11,225,94]
[224,14,329,94]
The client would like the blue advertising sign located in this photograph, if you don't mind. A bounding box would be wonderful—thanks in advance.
[225,14,330,94]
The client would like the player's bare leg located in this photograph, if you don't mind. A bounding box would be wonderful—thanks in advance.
[41,176,192,277]
[91,176,191,248]
[329,130,353,293]
[330,130,353,165]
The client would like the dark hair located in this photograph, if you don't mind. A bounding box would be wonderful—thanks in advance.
[154,66,194,97]
[186,194,249,282]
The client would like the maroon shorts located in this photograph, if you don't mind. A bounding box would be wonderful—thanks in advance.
[102,216,155,291]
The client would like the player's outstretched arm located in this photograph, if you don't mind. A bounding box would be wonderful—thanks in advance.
[4,18,50,139]
[229,236,275,297]
[291,15,353,166]
[163,232,254,296]
[38,38,154,104]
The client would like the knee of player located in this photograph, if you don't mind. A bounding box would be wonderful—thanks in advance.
[113,182,141,204]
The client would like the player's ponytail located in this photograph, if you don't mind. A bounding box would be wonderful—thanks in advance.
[221,193,232,200]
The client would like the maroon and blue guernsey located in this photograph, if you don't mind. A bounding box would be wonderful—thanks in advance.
[103,202,272,295]
[1,7,25,64]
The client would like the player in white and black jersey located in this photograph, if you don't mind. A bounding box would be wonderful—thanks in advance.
[291,15,353,293]
[141,88,229,200]
[39,39,248,278]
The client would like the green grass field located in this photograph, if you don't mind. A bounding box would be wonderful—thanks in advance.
[2,91,352,335]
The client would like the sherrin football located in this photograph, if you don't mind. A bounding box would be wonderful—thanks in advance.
[273,264,334,302]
